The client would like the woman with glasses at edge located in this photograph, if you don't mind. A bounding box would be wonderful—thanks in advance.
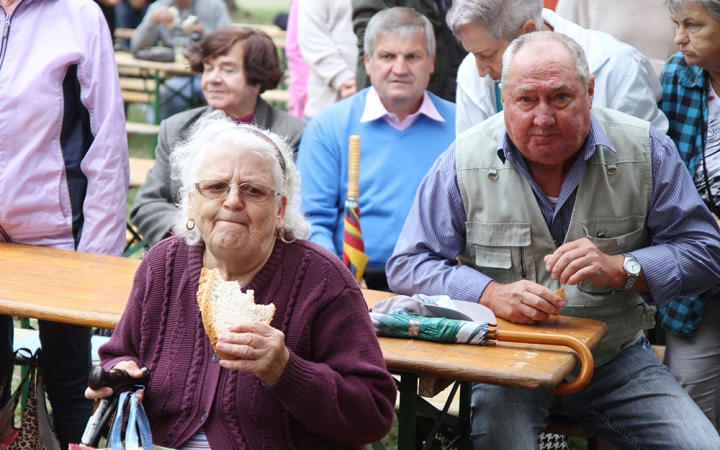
[130,26,306,248]
[87,111,397,449]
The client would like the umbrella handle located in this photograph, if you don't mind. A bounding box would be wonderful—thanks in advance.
[348,135,360,198]
[496,330,594,396]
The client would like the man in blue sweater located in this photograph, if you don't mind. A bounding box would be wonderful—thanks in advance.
[297,7,456,290]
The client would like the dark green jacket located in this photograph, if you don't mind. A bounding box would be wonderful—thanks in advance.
[351,0,467,102]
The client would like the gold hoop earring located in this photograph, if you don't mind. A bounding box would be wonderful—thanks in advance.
[275,228,284,239]
[186,219,195,231]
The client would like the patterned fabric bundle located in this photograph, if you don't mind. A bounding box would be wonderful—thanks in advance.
[370,313,492,345]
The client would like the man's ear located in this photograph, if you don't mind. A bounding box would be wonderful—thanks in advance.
[363,52,372,82]
[587,74,595,103]
[519,19,538,35]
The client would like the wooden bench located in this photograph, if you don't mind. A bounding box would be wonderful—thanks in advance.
[129,157,155,189]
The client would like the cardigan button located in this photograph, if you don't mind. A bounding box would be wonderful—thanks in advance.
[201,411,208,422]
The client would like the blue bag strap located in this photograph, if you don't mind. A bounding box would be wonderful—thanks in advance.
[109,392,132,449]
[125,390,153,449]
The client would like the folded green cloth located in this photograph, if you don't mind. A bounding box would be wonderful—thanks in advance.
[370,313,491,345]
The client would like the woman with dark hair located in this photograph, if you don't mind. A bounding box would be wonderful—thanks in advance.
[130,26,306,247]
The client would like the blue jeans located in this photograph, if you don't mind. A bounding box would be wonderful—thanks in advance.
[0,315,93,449]
[146,75,206,124]
[470,337,720,449]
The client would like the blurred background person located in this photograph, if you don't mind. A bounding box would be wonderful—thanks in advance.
[658,0,720,427]
[352,0,467,102]
[555,0,676,76]
[298,0,357,119]
[89,113,397,449]
[131,0,232,123]
[285,0,309,119]
[131,26,305,247]
[0,0,128,447]
[449,0,668,134]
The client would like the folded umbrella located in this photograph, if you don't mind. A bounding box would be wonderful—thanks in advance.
[342,135,369,283]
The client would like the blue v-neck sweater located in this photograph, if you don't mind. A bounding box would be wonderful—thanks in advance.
[297,88,456,269]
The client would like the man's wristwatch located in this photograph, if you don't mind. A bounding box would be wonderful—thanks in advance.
[622,253,641,290]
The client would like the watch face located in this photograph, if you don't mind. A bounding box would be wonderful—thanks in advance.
[626,259,641,274]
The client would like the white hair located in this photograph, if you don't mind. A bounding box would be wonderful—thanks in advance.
[501,31,590,89]
[170,110,311,246]
[446,0,544,42]
[364,7,436,58]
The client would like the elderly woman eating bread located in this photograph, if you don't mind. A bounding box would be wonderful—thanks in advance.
[87,112,396,449]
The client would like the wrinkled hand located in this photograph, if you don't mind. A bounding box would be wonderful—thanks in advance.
[544,238,625,289]
[480,280,565,324]
[339,78,356,99]
[85,361,146,402]
[216,321,290,387]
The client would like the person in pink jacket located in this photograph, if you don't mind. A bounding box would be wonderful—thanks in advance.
[0,0,128,446]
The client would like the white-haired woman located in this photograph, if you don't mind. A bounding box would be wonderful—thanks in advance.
[87,111,396,449]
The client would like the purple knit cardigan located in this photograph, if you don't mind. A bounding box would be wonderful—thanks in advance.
[99,236,396,449]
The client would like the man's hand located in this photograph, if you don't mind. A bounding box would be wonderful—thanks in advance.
[544,238,626,289]
[182,16,203,36]
[151,7,177,26]
[480,280,565,324]
[339,78,356,99]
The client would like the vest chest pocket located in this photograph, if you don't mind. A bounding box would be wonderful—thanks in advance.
[579,215,648,294]
[466,222,532,284]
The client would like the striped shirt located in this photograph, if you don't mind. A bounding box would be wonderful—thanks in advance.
[180,430,210,449]
[386,112,720,308]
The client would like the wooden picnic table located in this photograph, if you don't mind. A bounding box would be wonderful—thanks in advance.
[0,242,607,449]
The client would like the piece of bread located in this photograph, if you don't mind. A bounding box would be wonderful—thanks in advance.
[197,268,275,360]
[555,288,567,301]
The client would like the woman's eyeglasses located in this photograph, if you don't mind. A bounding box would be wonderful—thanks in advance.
[194,180,279,203]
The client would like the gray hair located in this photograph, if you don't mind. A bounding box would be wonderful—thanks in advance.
[501,31,590,89]
[446,0,544,42]
[170,110,311,246]
[664,0,720,20]
[364,7,436,58]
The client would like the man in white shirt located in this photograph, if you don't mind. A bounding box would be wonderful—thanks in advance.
[447,0,668,134]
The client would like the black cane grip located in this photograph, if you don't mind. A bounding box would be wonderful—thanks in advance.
[87,365,150,393]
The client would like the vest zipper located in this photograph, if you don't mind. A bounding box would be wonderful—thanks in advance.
[519,247,526,279]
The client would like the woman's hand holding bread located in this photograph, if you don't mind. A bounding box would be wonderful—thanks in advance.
[216,321,290,387]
